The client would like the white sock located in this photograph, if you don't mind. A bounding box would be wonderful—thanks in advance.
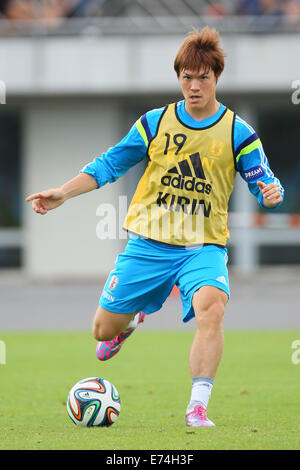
[187,376,214,411]
[124,312,140,332]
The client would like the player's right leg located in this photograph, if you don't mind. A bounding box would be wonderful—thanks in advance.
[93,306,136,341]
[93,236,176,362]
[93,306,146,361]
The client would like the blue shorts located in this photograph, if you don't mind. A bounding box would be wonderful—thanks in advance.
[100,236,230,323]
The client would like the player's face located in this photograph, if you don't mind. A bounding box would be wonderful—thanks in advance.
[179,68,217,117]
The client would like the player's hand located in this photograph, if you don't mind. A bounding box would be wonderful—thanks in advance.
[25,188,65,215]
[257,181,283,208]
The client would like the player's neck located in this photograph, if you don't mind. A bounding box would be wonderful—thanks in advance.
[184,99,220,122]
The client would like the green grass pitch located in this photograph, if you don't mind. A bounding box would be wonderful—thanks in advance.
[0,330,299,450]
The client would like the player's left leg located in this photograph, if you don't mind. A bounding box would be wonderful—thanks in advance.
[190,286,227,378]
[185,286,228,427]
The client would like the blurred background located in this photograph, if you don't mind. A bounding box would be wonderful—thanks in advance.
[0,0,300,331]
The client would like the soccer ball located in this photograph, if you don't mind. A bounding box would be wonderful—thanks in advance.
[67,377,121,427]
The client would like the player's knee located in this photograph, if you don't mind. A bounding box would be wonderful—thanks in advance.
[195,299,225,330]
[93,322,116,342]
[209,301,225,326]
[193,287,227,330]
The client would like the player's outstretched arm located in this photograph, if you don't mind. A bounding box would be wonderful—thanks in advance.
[26,173,98,215]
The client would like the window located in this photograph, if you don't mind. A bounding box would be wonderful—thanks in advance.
[258,109,300,214]
[0,110,22,267]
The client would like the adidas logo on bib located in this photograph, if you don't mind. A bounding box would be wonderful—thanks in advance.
[161,153,212,195]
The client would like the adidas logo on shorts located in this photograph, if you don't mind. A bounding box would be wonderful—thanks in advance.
[216,276,227,285]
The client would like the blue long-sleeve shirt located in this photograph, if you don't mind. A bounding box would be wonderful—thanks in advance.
[81,101,284,210]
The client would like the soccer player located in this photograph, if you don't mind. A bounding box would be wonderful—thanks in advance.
[26,27,284,427]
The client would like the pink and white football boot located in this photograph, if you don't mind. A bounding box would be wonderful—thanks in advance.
[185,405,215,427]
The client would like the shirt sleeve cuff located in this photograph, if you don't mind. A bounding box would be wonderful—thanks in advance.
[79,167,100,188]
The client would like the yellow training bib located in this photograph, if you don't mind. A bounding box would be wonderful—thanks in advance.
[124,103,236,246]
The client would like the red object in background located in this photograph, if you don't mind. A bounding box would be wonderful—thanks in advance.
[170,285,179,296]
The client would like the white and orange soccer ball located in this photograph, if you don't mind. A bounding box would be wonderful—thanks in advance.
[67,377,121,427]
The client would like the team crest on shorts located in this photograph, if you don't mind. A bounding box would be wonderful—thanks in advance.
[109,275,119,290]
